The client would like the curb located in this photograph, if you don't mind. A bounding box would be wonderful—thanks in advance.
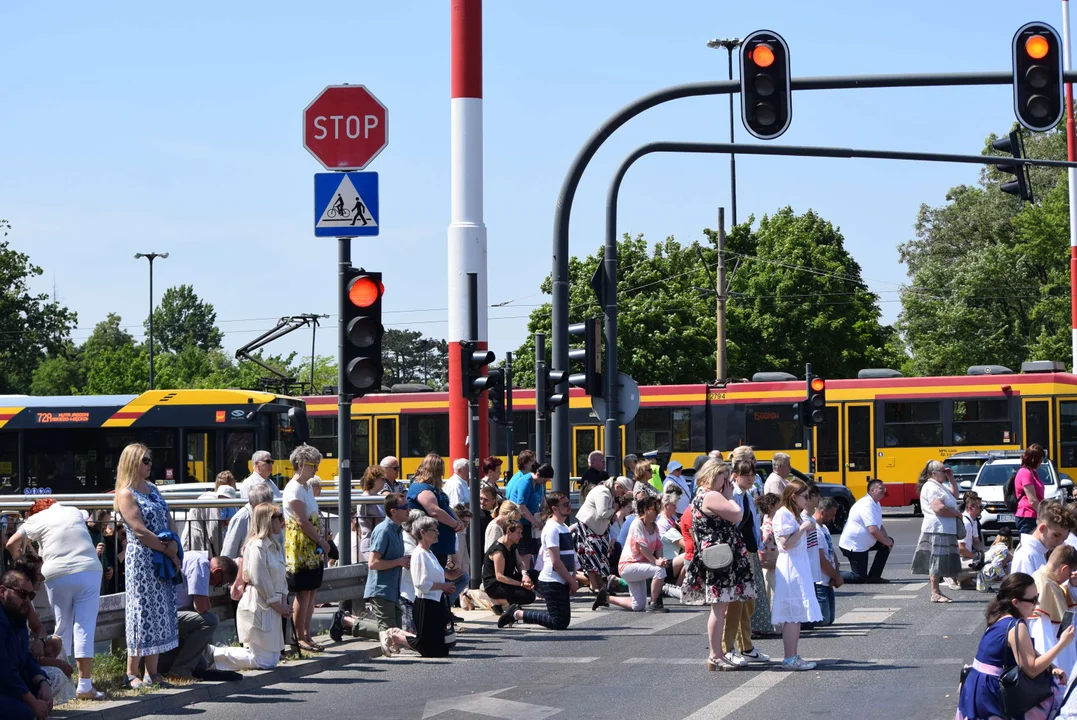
[53,637,384,720]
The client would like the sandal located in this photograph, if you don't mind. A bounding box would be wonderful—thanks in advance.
[298,640,324,652]
[931,593,953,604]
[125,675,144,690]
[144,674,175,688]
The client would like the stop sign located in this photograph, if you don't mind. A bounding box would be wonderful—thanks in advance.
[303,85,389,171]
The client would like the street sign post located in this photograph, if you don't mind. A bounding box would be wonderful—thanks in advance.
[303,85,389,170]
[314,172,379,237]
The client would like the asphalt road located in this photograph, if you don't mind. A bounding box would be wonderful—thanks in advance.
[157,511,986,720]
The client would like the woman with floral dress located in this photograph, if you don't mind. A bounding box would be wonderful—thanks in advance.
[283,444,329,653]
[681,460,756,672]
[114,443,180,689]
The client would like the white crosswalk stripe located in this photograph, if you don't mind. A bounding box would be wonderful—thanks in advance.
[681,672,793,719]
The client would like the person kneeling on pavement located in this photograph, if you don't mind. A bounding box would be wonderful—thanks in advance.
[330,494,415,656]
[159,549,239,680]
[211,504,292,671]
[0,569,54,720]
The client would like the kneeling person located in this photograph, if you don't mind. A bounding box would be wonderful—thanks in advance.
[483,521,536,608]
[161,551,238,680]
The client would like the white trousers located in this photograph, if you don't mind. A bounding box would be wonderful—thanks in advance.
[620,562,666,611]
[44,568,102,660]
[211,644,281,671]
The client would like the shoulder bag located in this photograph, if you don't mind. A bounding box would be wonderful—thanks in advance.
[999,618,1056,716]
[690,493,733,571]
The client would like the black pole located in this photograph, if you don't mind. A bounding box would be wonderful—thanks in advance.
[148,257,155,391]
[805,362,815,476]
[337,237,353,614]
[601,243,618,478]
[535,332,547,466]
[505,351,514,478]
[310,319,317,394]
[466,272,482,589]
[726,46,737,227]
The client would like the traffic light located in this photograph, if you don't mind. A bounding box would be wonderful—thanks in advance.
[488,369,506,423]
[460,343,498,400]
[342,269,384,397]
[1012,22,1063,132]
[804,375,826,428]
[992,130,1034,203]
[536,365,568,419]
[740,29,791,140]
[567,317,603,396]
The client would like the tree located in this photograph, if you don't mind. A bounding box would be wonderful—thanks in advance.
[80,314,149,394]
[30,344,84,396]
[511,209,900,387]
[146,284,224,353]
[0,238,78,393]
[382,329,449,388]
[897,127,1070,375]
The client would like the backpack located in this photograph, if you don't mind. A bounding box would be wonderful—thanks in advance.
[1003,473,1019,513]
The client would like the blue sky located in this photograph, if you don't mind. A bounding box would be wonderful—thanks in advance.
[0,1,1061,368]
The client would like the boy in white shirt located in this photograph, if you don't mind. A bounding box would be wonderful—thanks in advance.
[1012,500,1070,577]
[810,498,843,626]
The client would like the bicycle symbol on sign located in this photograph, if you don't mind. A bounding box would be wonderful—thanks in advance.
[327,194,350,219]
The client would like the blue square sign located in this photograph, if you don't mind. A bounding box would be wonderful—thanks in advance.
[314,172,379,237]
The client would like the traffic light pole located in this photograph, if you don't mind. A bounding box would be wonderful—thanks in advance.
[467,273,483,589]
[505,351,514,477]
[804,362,815,476]
[535,332,547,466]
[337,237,353,611]
[553,69,1077,494]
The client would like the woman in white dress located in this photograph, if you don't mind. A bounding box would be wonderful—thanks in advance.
[771,479,822,671]
[211,504,292,670]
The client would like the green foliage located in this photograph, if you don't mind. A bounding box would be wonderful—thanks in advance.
[0,237,78,393]
[146,284,224,353]
[513,208,900,386]
[897,127,1071,375]
[382,329,450,389]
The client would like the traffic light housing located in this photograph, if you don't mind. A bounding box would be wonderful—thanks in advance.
[488,368,506,423]
[342,269,384,397]
[460,343,498,400]
[804,376,826,428]
[1012,22,1063,132]
[740,29,791,140]
[536,365,568,419]
[567,317,603,396]
[992,130,1033,203]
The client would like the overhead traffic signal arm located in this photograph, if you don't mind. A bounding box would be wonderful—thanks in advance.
[342,270,385,398]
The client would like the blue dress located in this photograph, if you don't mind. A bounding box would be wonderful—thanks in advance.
[956,618,1061,720]
[124,486,179,656]
[406,482,457,557]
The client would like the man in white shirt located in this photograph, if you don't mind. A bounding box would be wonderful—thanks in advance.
[946,491,987,590]
[838,479,894,583]
[763,453,791,496]
[221,484,275,559]
[811,498,843,626]
[444,459,470,508]
[1012,500,1070,576]
[498,492,577,631]
[238,451,281,501]
[662,461,692,516]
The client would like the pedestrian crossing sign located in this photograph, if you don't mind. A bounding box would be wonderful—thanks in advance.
[314,171,379,237]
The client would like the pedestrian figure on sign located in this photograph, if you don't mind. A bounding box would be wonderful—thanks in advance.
[351,197,367,226]
[333,194,345,217]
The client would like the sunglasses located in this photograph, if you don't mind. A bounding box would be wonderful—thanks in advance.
[393,505,409,512]
[3,585,35,602]
[1017,594,1039,605]
[141,457,152,466]
[272,513,284,521]
[387,465,401,471]
[302,462,318,469]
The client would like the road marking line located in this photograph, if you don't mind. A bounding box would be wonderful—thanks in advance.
[873,658,966,665]
[835,610,896,624]
[896,582,928,592]
[682,672,792,719]
[601,611,698,635]
[867,594,921,600]
[504,657,599,663]
[624,658,701,665]
[851,607,901,612]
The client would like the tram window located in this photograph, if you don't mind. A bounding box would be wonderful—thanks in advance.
[309,417,337,458]
[1060,402,1077,467]
[952,399,1012,445]
[405,414,450,458]
[744,404,801,450]
[882,401,943,447]
[635,408,670,453]
[816,406,840,472]
[0,433,16,493]
[672,409,692,452]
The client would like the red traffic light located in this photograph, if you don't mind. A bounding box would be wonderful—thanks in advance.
[749,44,775,68]
[348,276,383,307]
[1026,34,1050,59]
[810,378,825,392]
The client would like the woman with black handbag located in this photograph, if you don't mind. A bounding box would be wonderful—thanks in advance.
[957,572,1073,720]
[680,460,756,672]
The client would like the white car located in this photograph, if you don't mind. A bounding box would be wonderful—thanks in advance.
[962,456,1071,536]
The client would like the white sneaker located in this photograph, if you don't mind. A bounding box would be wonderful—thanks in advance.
[943,578,961,591]
[782,655,816,671]
[724,651,749,667]
[740,648,770,664]
[378,629,395,656]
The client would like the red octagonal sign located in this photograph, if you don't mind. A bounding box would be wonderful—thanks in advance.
[303,85,389,171]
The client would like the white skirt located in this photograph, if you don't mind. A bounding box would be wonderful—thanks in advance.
[771,549,822,625]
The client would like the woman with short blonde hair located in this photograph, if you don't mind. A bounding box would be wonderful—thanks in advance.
[283,444,329,652]
[485,501,520,551]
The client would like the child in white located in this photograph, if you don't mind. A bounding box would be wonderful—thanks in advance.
[771,481,822,671]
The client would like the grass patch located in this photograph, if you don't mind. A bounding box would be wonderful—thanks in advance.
[54,650,199,710]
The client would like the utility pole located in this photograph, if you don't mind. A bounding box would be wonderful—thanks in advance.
[134,252,168,390]
[716,208,727,382]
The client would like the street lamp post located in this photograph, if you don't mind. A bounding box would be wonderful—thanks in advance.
[707,37,741,226]
[134,252,169,390]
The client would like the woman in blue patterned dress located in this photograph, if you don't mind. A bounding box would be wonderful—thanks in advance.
[114,443,180,689]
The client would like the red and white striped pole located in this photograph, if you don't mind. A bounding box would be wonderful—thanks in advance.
[1064,0,1077,370]
[448,0,489,461]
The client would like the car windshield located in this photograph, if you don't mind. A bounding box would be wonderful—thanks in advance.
[946,461,985,478]
[975,464,1054,487]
